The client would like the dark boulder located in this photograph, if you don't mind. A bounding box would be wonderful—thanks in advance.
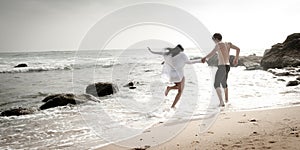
[261,33,300,70]
[40,93,100,110]
[286,81,299,86]
[40,93,77,110]
[0,107,34,116]
[297,76,300,81]
[14,63,28,68]
[86,82,118,97]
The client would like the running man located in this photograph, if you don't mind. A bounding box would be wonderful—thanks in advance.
[201,33,240,107]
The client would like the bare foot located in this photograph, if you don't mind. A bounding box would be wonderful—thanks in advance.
[219,102,225,107]
[165,87,170,96]
[225,99,228,103]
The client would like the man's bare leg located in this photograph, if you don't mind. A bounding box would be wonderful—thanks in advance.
[224,88,228,103]
[216,88,225,107]
[165,84,179,96]
[171,78,185,108]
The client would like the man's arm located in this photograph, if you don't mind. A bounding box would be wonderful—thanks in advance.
[201,46,218,63]
[229,43,240,65]
[147,47,166,55]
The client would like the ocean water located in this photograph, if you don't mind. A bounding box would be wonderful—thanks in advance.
[0,49,299,149]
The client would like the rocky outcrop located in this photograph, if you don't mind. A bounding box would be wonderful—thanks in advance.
[0,107,34,116]
[86,82,118,97]
[239,55,263,70]
[207,54,262,70]
[14,63,28,68]
[261,33,300,70]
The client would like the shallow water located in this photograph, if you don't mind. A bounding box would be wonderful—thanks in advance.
[0,50,299,149]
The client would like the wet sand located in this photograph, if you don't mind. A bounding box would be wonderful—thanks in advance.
[100,106,300,150]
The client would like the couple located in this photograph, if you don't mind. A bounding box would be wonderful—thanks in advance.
[148,33,240,108]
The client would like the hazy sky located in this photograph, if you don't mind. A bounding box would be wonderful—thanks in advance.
[0,0,299,52]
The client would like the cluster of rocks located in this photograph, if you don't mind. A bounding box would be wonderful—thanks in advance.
[1,82,119,116]
[207,33,300,72]
[261,33,300,70]
[268,67,300,86]
[261,33,300,87]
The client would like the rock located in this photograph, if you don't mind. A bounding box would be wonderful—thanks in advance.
[267,67,300,76]
[240,55,263,70]
[86,82,118,97]
[129,86,136,89]
[124,81,138,89]
[297,76,300,81]
[207,54,262,70]
[40,93,77,110]
[207,54,219,66]
[239,55,262,66]
[244,62,262,70]
[277,79,286,82]
[261,33,300,70]
[0,107,34,116]
[123,82,134,87]
[286,81,299,86]
[14,63,28,68]
[40,93,100,110]
[207,55,236,66]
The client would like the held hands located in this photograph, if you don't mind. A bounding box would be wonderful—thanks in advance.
[201,57,207,63]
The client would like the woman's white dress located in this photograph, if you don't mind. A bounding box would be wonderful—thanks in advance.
[161,52,190,83]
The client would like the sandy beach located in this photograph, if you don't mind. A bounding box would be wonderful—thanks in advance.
[101,105,300,150]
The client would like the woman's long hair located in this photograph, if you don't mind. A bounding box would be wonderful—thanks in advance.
[164,44,184,57]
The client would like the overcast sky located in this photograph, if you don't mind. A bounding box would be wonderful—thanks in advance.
[0,0,299,52]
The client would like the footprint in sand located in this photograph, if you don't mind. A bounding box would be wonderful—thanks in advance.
[268,140,276,144]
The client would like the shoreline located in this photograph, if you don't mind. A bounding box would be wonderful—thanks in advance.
[100,105,300,150]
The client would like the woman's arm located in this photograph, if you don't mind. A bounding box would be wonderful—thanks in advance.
[182,53,201,64]
[186,59,201,64]
[147,47,166,55]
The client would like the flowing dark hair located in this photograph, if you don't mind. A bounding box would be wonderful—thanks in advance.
[164,44,184,57]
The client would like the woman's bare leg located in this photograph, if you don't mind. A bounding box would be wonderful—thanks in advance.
[165,84,179,96]
[171,77,185,108]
